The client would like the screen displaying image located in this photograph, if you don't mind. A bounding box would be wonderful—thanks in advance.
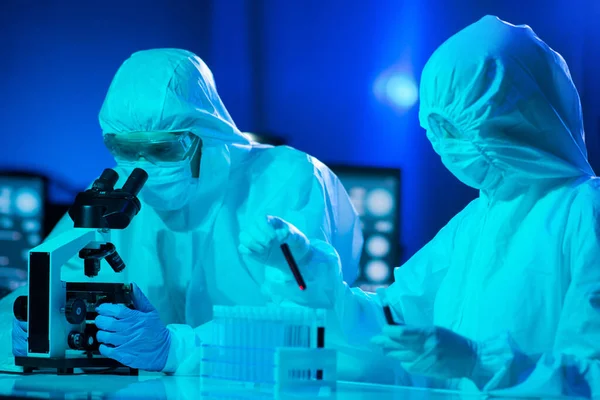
[0,174,46,297]
[330,166,400,291]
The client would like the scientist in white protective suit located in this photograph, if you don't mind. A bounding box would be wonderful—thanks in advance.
[4,48,397,381]
[240,16,600,396]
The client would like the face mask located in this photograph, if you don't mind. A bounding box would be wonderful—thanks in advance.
[438,138,502,190]
[118,159,198,211]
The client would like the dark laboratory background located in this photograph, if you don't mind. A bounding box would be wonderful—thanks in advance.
[0,0,597,297]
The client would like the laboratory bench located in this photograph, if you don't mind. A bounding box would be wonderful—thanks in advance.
[0,373,489,400]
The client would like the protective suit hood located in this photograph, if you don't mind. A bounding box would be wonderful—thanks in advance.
[419,16,594,193]
[99,48,250,145]
[98,49,251,224]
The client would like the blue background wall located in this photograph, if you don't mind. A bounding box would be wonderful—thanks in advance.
[1,0,598,261]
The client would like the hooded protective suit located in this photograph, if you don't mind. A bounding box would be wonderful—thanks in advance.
[1,49,385,379]
[262,16,600,395]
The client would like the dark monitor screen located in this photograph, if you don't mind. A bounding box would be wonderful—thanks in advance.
[330,166,401,291]
[0,173,46,297]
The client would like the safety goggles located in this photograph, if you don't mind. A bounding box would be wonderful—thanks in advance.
[103,132,201,164]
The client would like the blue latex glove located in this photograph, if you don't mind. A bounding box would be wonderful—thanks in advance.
[95,284,171,371]
[372,325,479,381]
[12,318,27,357]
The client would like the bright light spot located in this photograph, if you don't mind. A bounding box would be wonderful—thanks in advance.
[349,187,366,199]
[385,75,419,109]
[349,187,367,215]
[375,220,394,233]
[27,234,41,247]
[15,190,41,216]
[366,235,391,258]
[365,260,391,283]
[374,69,419,111]
[366,189,394,217]
[22,219,40,233]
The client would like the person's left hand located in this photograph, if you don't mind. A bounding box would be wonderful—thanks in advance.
[95,284,171,371]
[371,325,479,381]
[239,215,319,304]
[238,215,312,272]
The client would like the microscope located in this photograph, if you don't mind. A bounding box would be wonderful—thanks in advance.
[12,167,148,374]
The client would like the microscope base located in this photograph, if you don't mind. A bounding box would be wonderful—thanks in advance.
[15,356,138,375]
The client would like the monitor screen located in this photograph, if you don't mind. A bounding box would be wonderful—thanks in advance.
[0,173,46,297]
[330,166,401,291]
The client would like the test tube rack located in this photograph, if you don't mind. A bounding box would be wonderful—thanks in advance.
[200,305,337,392]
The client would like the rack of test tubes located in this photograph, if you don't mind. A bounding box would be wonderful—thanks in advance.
[200,305,337,393]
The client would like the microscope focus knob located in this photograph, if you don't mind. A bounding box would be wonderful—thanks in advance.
[68,331,97,351]
[65,299,87,324]
[68,331,84,350]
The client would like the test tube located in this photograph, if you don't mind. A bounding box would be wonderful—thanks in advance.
[232,308,237,380]
[235,307,241,381]
[226,308,231,381]
[238,312,241,381]
[219,308,226,380]
[262,308,269,383]
[280,243,307,290]
[246,307,251,382]
[248,308,253,382]
[251,308,257,382]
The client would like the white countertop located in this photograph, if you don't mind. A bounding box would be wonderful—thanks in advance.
[0,373,476,400]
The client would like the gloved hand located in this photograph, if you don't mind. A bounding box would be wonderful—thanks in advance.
[371,325,479,381]
[12,318,27,357]
[95,283,171,371]
[239,215,312,276]
[239,215,332,305]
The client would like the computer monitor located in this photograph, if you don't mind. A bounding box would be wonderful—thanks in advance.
[330,166,401,291]
[0,172,46,297]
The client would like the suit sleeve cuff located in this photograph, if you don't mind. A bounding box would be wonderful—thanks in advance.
[162,324,198,374]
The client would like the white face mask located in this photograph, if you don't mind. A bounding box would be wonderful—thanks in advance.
[426,116,502,191]
[119,159,198,211]
[438,138,502,190]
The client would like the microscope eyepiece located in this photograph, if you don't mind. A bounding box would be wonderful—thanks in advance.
[70,167,145,229]
[121,168,148,197]
[92,169,119,191]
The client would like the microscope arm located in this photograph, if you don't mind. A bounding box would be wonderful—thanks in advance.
[27,228,110,357]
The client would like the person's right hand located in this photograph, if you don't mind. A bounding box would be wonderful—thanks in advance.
[12,318,27,357]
